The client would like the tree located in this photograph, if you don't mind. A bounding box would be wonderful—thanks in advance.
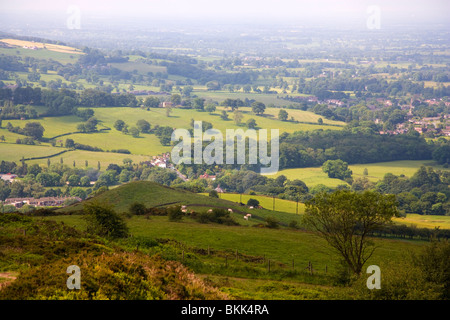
[23,122,44,140]
[84,201,129,239]
[193,98,205,111]
[170,94,182,105]
[322,159,352,181]
[144,96,160,108]
[220,110,229,121]
[247,198,260,207]
[233,110,244,125]
[68,174,80,186]
[129,202,147,216]
[165,106,172,117]
[65,138,75,148]
[303,190,399,275]
[136,119,151,133]
[251,101,266,115]
[129,126,140,138]
[278,109,289,121]
[205,103,216,114]
[246,118,257,129]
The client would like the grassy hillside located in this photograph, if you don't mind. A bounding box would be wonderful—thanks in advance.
[59,180,302,226]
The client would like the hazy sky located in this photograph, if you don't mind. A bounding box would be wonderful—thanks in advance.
[1,0,449,27]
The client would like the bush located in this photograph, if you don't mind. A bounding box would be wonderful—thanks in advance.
[265,216,279,228]
[247,198,260,207]
[84,201,129,239]
[193,208,239,226]
[209,190,219,198]
[129,202,147,216]
[167,205,184,221]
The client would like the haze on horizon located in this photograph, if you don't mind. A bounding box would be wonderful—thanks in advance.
[1,0,449,30]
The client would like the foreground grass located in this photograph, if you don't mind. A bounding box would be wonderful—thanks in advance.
[46,214,424,278]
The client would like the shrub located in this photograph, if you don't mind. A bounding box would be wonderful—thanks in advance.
[167,205,184,221]
[129,202,147,216]
[247,198,260,207]
[208,190,219,198]
[265,216,279,228]
[84,201,129,239]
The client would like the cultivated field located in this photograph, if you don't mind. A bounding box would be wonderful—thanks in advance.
[0,38,84,55]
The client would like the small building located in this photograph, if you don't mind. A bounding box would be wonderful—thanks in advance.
[0,174,17,182]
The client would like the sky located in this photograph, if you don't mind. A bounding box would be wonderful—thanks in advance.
[1,0,449,27]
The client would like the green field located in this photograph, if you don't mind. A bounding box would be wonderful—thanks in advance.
[46,212,423,279]
[0,143,63,162]
[270,166,348,189]
[272,160,450,189]
[395,213,450,230]
[209,192,450,230]
[349,160,450,181]
[1,106,341,161]
[203,192,306,214]
[26,149,152,169]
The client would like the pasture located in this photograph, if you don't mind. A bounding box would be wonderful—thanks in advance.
[204,192,306,215]
[45,213,424,280]
[273,160,450,189]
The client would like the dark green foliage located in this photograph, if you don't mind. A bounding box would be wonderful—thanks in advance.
[412,240,450,299]
[129,202,147,216]
[279,130,432,169]
[84,201,129,239]
[192,208,239,226]
[209,190,219,198]
[247,198,260,207]
[167,205,184,222]
[322,159,352,181]
[265,216,279,229]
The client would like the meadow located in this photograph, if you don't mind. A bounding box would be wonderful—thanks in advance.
[202,192,306,215]
[272,160,450,189]
[1,105,344,165]
[45,213,424,281]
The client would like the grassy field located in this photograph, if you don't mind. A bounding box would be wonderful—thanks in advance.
[270,167,348,189]
[25,149,152,169]
[203,192,306,214]
[210,192,450,230]
[349,160,450,181]
[45,213,424,280]
[394,213,450,229]
[272,160,450,189]
[0,143,64,162]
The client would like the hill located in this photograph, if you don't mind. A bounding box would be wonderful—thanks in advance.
[59,180,302,226]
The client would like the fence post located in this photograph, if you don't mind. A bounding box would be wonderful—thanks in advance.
[268,259,271,272]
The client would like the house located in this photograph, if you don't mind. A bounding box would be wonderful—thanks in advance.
[0,174,17,182]
[199,173,216,180]
[214,185,224,193]
[162,101,173,108]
